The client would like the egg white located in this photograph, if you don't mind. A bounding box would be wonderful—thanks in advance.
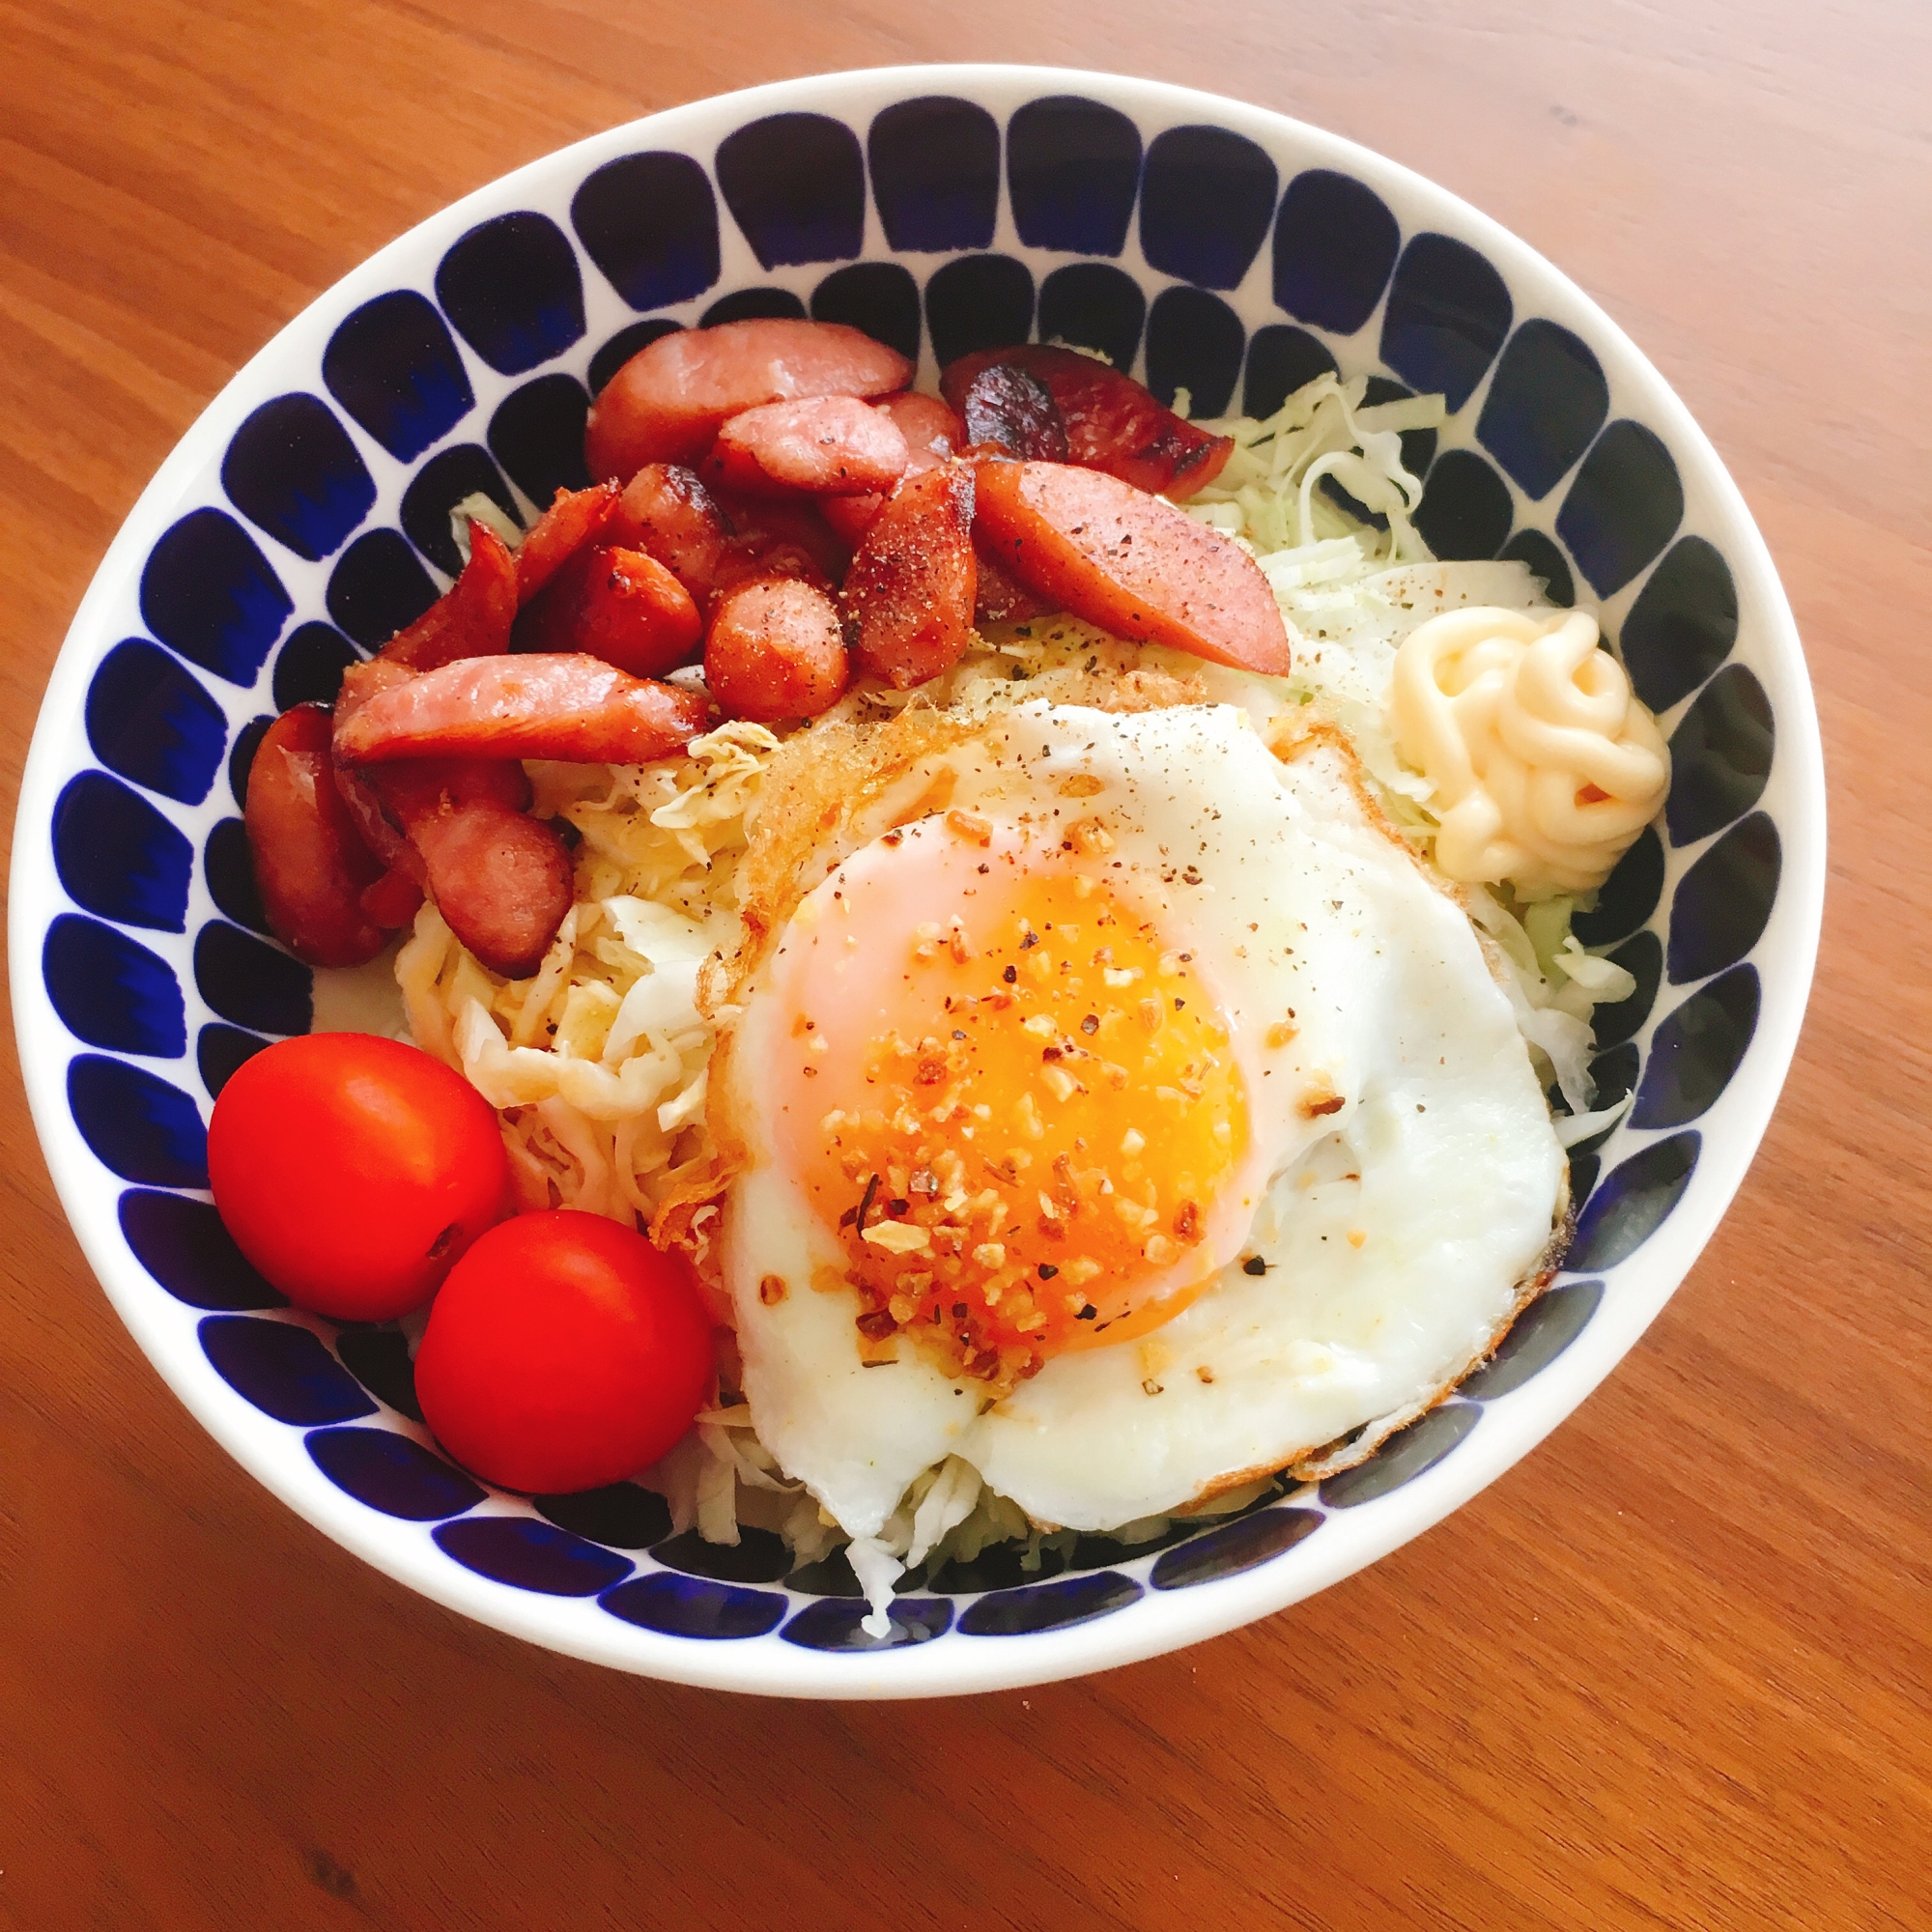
[715,702,1565,1537]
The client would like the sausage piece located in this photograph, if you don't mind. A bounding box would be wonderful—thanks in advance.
[585,319,914,479]
[841,464,977,690]
[959,364,1069,462]
[382,523,520,670]
[705,578,849,723]
[407,804,575,980]
[972,462,1292,675]
[972,538,1055,625]
[610,464,738,602]
[334,653,711,767]
[515,544,703,678]
[702,395,910,497]
[820,393,964,546]
[243,704,390,967]
[515,483,620,604]
[940,345,1234,497]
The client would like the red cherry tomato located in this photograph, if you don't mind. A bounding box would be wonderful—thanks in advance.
[413,1210,714,1493]
[208,1034,510,1321]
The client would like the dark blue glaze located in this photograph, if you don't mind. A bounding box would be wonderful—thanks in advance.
[928,1538,1067,1596]
[139,509,292,686]
[600,1573,785,1640]
[434,1517,633,1596]
[1665,665,1773,846]
[1553,1040,1641,1159]
[588,319,681,397]
[490,376,593,509]
[52,772,192,932]
[700,287,808,328]
[1588,928,1663,1049]
[810,262,922,362]
[193,922,311,1037]
[196,1022,269,1101]
[1411,448,1513,561]
[1633,966,1758,1129]
[1320,1403,1480,1506]
[869,97,1000,252]
[957,1570,1141,1636]
[327,529,438,652]
[1143,286,1244,417]
[43,915,185,1057]
[1568,1132,1699,1272]
[1497,526,1576,607]
[199,1315,375,1425]
[1379,234,1512,412]
[1139,125,1277,289]
[571,151,720,311]
[333,1326,423,1421]
[1569,1150,1601,1215]
[203,816,269,935]
[716,113,866,270]
[307,1426,484,1520]
[1619,536,1738,713]
[924,254,1035,371]
[323,290,474,463]
[1271,169,1400,334]
[782,1549,869,1598]
[119,1188,284,1311]
[227,717,270,811]
[1477,321,1609,499]
[1063,1518,1204,1575]
[271,622,361,712]
[85,639,227,807]
[1460,1282,1605,1400]
[1037,263,1146,375]
[650,1525,791,1584]
[435,213,585,375]
[1668,811,1779,983]
[1572,826,1664,947]
[1006,96,1142,255]
[1241,324,1337,418]
[535,1483,671,1549]
[399,443,520,579]
[221,393,376,561]
[1556,420,1685,598]
[1150,1507,1322,1590]
[781,1598,953,1652]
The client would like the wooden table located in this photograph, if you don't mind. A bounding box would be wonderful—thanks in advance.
[2,3,1925,1925]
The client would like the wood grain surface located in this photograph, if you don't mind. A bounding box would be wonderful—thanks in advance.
[2,3,1926,1926]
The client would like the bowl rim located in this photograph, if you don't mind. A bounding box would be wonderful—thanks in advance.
[7,62,1827,1698]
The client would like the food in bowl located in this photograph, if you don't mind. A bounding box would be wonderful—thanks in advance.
[219,317,1669,1631]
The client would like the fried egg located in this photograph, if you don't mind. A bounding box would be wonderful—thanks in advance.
[713,701,1565,1537]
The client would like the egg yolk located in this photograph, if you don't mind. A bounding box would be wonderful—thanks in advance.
[767,814,1248,1390]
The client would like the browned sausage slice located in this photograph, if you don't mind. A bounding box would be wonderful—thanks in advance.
[704,578,849,723]
[702,395,910,497]
[515,483,620,603]
[821,393,964,545]
[334,653,711,767]
[841,464,978,690]
[243,704,389,967]
[585,319,914,479]
[407,804,575,980]
[516,545,702,677]
[971,462,1292,674]
[959,364,1068,462]
[610,464,738,601]
[382,524,519,670]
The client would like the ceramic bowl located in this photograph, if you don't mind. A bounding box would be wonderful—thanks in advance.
[9,65,1824,1697]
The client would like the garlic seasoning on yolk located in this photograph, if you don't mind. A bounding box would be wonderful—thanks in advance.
[1389,606,1669,895]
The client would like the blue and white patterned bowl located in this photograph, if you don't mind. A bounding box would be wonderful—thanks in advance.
[8,67,1824,1697]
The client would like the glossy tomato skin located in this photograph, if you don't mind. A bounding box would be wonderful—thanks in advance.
[414,1210,714,1494]
[208,1033,509,1321]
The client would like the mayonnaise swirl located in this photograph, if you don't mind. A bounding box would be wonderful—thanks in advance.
[1390,607,1669,896]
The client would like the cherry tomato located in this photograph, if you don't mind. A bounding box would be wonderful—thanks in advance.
[208,1034,510,1321]
[413,1210,714,1493]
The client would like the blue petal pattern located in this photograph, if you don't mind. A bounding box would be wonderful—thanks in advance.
[1007,97,1142,255]
[1321,1404,1480,1506]
[53,772,192,932]
[204,817,267,936]
[85,639,228,807]
[1619,536,1738,713]
[489,377,593,512]
[1633,966,1758,1128]
[1271,169,1400,333]
[1589,928,1663,1048]
[716,114,866,270]
[1461,1283,1604,1399]
[1668,812,1779,983]
[327,529,438,652]
[43,915,185,1056]
[924,254,1035,370]
[270,622,361,712]
[193,922,311,1037]
[1143,286,1245,417]
[782,1598,953,1652]
[1151,1507,1322,1589]
[333,1327,423,1421]
[1568,1132,1700,1271]
[306,1427,484,1520]
[1139,126,1277,290]
[435,213,585,375]
[199,1316,374,1425]
[700,288,807,328]
[1572,826,1663,947]
[600,1574,785,1639]
[868,98,1000,252]
[1410,448,1513,561]
[323,290,473,462]
[536,1483,671,1548]
[650,1525,790,1584]
[957,1570,1141,1635]
[400,443,520,578]
[1037,263,1146,375]
[227,717,270,810]
[1379,234,1513,412]
[571,152,720,312]
[434,1517,633,1596]
[1497,526,1576,607]
[70,1056,207,1185]
[810,262,922,362]
[221,393,376,560]
[196,1022,269,1100]
[119,1188,283,1311]
[1477,321,1608,499]
[139,509,292,686]
[1557,421,1685,599]
[1665,664,1773,846]
[1242,323,1337,418]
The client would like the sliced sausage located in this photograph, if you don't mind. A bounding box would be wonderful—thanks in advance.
[702,395,910,497]
[334,653,711,767]
[407,804,575,980]
[972,537,1055,625]
[381,523,520,669]
[959,364,1068,462]
[610,464,738,602]
[841,464,978,690]
[516,544,703,678]
[972,462,1292,675]
[243,704,389,967]
[704,578,849,723]
[820,393,965,546]
[359,865,426,928]
[515,483,620,603]
[941,345,1234,497]
[584,318,914,479]
[709,492,851,598]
